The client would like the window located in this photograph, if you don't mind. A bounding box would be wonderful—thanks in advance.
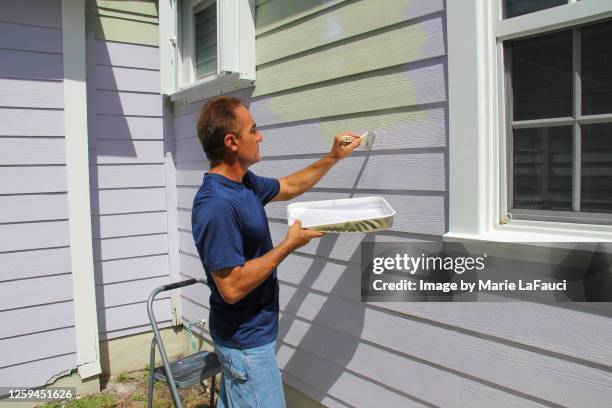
[505,20,612,224]
[194,0,217,79]
[160,0,256,103]
[504,0,568,19]
[446,0,612,241]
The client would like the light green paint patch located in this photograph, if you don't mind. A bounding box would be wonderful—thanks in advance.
[256,0,444,65]
[91,15,159,45]
[94,8,158,24]
[256,0,345,34]
[255,19,435,97]
[258,67,418,126]
[95,0,158,16]
[86,0,159,46]
[317,109,430,149]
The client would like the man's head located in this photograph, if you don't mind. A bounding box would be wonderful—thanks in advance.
[196,96,262,168]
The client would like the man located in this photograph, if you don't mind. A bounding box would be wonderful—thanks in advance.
[192,96,360,408]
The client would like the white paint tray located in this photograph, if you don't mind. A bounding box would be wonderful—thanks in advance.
[287,196,396,233]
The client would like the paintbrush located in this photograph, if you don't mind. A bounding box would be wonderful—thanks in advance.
[340,131,375,150]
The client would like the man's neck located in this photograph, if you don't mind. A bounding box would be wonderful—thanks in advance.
[209,161,248,183]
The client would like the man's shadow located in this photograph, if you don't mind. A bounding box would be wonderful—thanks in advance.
[276,232,367,403]
[273,143,378,401]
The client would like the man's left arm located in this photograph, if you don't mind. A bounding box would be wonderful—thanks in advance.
[271,132,361,202]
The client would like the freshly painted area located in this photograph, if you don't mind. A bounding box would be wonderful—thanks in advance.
[254,15,445,97]
[252,61,445,126]
[86,0,159,46]
[256,0,443,64]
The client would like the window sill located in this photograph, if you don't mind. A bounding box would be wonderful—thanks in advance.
[170,72,255,105]
[444,219,612,243]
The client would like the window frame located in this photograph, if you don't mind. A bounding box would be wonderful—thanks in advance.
[183,0,219,85]
[159,0,256,104]
[504,21,612,225]
[445,0,612,242]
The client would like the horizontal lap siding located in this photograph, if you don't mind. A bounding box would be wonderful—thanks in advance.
[181,261,612,408]
[89,38,168,340]
[0,0,75,392]
[255,0,444,65]
[87,0,159,47]
[174,1,612,407]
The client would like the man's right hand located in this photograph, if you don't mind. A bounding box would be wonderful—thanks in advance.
[283,220,324,252]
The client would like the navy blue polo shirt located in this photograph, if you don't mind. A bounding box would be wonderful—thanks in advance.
[192,170,280,349]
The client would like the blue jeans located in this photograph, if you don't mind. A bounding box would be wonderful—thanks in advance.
[214,340,286,408]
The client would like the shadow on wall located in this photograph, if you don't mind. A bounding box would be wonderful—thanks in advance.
[87,28,136,343]
[273,145,380,402]
[276,234,367,403]
[87,28,164,343]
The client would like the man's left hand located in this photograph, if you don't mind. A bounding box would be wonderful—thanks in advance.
[328,132,361,161]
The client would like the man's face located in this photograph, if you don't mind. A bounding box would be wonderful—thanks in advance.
[233,105,263,166]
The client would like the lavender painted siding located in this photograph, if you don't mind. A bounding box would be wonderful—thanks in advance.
[87,38,172,341]
[173,0,612,407]
[0,0,77,392]
[0,0,170,393]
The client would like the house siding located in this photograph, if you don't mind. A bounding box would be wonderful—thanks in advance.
[86,0,159,47]
[0,0,77,389]
[87,36,172,340]
[174,0,612,407]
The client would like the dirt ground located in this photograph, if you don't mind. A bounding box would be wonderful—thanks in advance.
[37,367,220,408]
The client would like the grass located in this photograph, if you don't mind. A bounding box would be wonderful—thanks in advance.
[115,372,130,383]
[38,393,115,408]
[35,366,218,408]
[131,392,146,401]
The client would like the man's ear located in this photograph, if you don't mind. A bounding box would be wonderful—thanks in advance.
[224,133,239,152]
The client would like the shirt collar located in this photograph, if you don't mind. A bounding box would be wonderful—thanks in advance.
[204,172,245,190]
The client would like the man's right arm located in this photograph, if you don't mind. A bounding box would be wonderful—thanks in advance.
[211,221,323,304]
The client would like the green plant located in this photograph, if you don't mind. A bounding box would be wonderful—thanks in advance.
[42,393,115,408]
[36,402,62,408]
[115,372,129,383]
[131,392,146,401]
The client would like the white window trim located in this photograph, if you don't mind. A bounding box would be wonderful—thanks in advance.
[159,0,255,104]
[159,0,178,95]
[180,0,217,87]
[445,0,612,243]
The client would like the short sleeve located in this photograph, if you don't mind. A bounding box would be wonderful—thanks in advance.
[245,171,280,205]
[192,199,246,273]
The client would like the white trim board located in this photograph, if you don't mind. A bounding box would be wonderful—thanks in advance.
[445,0,612,242]
[62,0,102,380]
[161,0,256,102]
[496,0,612,40]
[159,0,178,95]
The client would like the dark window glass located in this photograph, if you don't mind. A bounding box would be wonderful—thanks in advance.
[581,123,612,213]
[504,0,567,19]
[581,20,612,115]
[513,127,573,210]
[511,30,573,121]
